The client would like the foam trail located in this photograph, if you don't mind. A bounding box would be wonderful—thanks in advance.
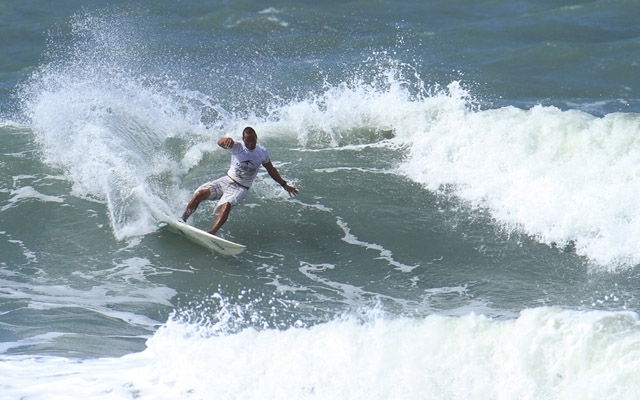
[1,186,64,211]
[336,217,418,272]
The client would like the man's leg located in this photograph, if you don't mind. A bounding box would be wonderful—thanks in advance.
[181,189,211,222]
[209,202,231,235]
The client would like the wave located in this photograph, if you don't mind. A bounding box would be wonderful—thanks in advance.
[394,92,640,270]
[1,306,639,399]
[267,79,640,270]
[16,10,640,269]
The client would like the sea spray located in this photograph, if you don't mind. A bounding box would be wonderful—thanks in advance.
[18,11,222,239]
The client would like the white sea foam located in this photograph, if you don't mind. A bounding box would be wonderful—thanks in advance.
[395,99,640,269]
[1,186,64,211]
[0,307,638,399]
[272,79,640,270]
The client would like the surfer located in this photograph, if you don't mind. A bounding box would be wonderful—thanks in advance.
[179,126,299,235]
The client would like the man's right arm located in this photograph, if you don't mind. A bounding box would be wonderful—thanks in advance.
[218,137,234,149]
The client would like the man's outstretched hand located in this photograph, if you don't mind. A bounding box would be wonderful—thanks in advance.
[218,137,234,149]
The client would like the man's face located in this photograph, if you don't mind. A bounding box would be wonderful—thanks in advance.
[243,133,257,150]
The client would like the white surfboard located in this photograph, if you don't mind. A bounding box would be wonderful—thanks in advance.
[159,219,246,256]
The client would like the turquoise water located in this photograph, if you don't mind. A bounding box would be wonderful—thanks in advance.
[1,1,640,398]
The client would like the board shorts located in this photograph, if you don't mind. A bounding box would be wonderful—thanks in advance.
[195,176,249,214]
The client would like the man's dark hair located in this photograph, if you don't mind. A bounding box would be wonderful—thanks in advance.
[243,126,257,138]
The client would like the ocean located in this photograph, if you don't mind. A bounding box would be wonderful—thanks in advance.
[1,0,640,398]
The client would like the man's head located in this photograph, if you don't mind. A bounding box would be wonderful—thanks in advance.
[242,127,257,150]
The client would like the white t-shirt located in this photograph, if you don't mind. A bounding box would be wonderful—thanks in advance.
[226,141,271,188]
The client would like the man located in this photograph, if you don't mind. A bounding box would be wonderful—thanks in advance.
[180,126,299,235]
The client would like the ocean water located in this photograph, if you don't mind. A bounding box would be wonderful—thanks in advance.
[1,0,640,398]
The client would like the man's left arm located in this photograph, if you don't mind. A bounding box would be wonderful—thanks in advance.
[263,162,299,197]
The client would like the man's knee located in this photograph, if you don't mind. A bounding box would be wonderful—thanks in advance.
[194,189,211,201]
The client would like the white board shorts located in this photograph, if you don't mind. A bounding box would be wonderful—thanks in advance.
[196,176,249,214]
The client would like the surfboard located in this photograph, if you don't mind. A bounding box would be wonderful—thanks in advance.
[158,219,246,256]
